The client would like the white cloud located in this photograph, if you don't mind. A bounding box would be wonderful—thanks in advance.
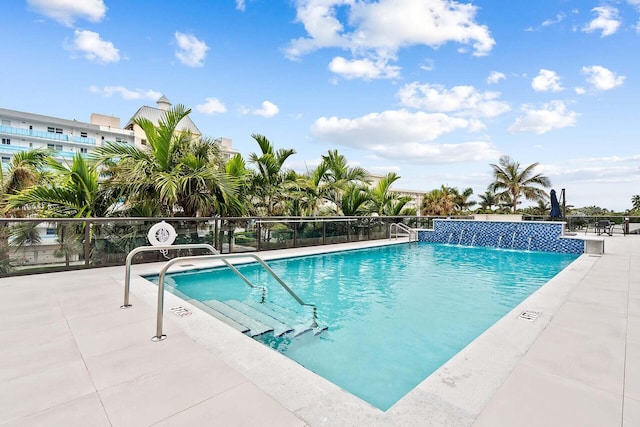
[27,0,106,26]
[310,109,492,164]
[311,110,478,152]
[627,0,640,8]
[531,69,564,92]
[487,71,506,84]
[312,111,499,163]
[574,87,586,95]
[542,13,565,27]
[89,86,161,100]
[509,101,578,134]
[398,83,510,118]
[70,30,120,64]
[236,0,246,11]
[328,56,400,80]
[582,65,625,90]
[582,6,620,37]
[196,98,227,114]
[286,0,495,76]
[174,32,209,67]
[244,101,280,118]
[256,101,280,118]
[420,59,435,72]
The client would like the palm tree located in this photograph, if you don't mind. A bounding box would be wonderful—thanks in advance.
[247,134,296,216]
[319,150,369,215]
[340,183,371,216]
[421,186,457,216]
[5,153,115,267]
[6,153,110,218]
[365,172,413,216]
[477,190,498,213]
[632,194,640,211]
[489,156,551,213]
[452,187,476,213]
[94,105,242,217]
[0,149,51,217]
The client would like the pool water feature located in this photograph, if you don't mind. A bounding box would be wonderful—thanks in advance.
[152,243,578,410]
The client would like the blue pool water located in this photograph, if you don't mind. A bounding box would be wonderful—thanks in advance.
[153,243,578,410]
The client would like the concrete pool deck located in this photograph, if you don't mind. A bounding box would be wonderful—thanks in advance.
[0,235,638,426]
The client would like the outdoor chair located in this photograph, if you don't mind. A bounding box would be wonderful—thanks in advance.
[594,220,613,236]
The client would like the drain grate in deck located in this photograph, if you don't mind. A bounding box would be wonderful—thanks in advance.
[519,310,541,321]
[179,263,195,267]
[170,306,193,317]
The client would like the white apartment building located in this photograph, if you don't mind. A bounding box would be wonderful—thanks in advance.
[0,95,239,165]
[0,108,135,165]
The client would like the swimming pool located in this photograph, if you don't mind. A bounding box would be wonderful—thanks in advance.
[152,242,578,410]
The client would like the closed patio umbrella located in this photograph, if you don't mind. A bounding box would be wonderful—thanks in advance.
[549,189,561,218]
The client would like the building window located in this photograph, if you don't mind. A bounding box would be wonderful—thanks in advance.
[115,137,123,143]
[80,132,88,138]
[47,127,63,134]
[55,144,63,151]
[141,139,147,145]
[46,228,56,235]
[47,144,54,149]
[80,147,88,153]
[1,119,9,126]
[1,138,10,145]
[1,156,10,163]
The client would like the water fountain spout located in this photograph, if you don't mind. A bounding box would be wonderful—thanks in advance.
[527,236,533,251]
[497,233,504,248]
[458,229,465,245]
[471,232,477,246]
[447,232,454,244]
[511,231,517,249]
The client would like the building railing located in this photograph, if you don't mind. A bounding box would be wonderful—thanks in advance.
[0,125,69,141]
[71,135,97,145]
[0,215,636,277]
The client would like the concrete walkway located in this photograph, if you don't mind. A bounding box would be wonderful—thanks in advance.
[0,236,638,426]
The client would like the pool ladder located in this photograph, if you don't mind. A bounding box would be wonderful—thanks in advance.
[390,223,418,242]
[122,244,318,341]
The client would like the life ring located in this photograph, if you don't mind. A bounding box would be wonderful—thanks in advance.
[147,221,177,246]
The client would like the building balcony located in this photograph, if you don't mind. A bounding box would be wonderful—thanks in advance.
[0,125,69,142]
[71,135,97,145]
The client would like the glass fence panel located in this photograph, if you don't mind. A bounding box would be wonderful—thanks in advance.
[295,222,324,247]
[325,221,349,244]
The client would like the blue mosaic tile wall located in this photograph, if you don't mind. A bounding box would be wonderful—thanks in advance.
[418,220,584,254]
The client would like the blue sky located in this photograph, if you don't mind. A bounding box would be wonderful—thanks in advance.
[2,0,639,211]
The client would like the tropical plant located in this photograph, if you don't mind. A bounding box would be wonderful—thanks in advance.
[477,190,499,213]
[247,134,296,216]
[488,156,551,213]
[340,183,371,216]
[5,153,113,218]
[447,187,475,213]
[0,149,52,217]
[632,194,640,211]
[318,150,369,215]
[365,172,413,216]
[421,186,457,216]
[93,105,242,217]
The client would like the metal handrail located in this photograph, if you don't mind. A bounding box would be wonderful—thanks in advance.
[152,253,318,341]
[390,223,417,242]
[122,243,261,308]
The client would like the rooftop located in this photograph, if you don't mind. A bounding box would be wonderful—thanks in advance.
[1,235,638,426]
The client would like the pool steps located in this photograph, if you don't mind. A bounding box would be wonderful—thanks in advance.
[226,300,293,336]
[199,298,326,337]
[187,299,249,333]
[204,299,274,336]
